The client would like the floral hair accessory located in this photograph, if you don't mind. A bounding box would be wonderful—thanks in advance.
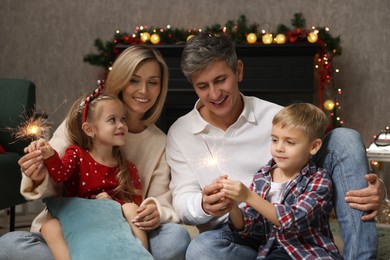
[80,80,105,122]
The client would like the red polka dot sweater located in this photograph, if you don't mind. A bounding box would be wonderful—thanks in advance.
[44,144,142,205]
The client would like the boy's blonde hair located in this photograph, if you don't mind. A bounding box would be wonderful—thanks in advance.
[272,103,329,140]
[66,94,140,203]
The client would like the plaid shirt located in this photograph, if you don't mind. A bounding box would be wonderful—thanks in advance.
[236,159,341,260]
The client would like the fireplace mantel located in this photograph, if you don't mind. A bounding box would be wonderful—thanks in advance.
[116,44,320,132]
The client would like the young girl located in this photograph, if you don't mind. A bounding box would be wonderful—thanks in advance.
[26,82,148,260]
[14,45,190,260]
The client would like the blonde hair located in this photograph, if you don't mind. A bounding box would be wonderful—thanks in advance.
[105,45,169,126]
[66,94,140,203]
[272,103,329,141]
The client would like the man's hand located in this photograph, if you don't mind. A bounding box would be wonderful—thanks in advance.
[345,173,385,221]
[201,176,233,216]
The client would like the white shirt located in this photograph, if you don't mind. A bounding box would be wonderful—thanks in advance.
[166,95,282,230]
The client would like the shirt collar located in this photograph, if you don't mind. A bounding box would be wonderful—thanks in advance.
[190,93,257,134]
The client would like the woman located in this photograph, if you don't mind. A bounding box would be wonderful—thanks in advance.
[0,45,190,260]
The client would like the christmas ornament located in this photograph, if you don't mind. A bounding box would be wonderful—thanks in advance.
[323,100,335,111]
[374,126,390,146]
[140,32,151,42]
[307,32,318,43]
[186,35,195,42]
[246,33,257,44]
[150,33,160,44]
[275,34,286,44]
[262,33,273,44]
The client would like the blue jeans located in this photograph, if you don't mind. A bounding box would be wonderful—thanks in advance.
[0,223,190,260]
[186,224,258,260]
[313,127,377,259]
[186,128,378,260]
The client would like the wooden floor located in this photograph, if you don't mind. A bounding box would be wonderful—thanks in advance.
[0,209,36,236]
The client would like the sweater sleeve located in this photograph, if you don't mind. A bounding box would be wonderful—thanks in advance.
[141,150,180,223]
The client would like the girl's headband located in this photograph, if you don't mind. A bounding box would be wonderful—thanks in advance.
[80,80,105,122]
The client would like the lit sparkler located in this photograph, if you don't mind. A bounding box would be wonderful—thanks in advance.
[9,99,67,142]
[9,110,50,142]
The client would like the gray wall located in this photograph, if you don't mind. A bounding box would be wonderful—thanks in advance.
[1,0,389,146]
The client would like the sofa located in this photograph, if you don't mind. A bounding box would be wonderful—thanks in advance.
[0,78,36,231]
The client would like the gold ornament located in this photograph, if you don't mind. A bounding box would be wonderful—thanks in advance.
[150,33,160,44]
[140,32,151,42]
[275,34,286,44]
[307,32,318,43]
[324,100,335,111]
[186,35,194,42]
[262,33,273,44]
[246,33,257,44]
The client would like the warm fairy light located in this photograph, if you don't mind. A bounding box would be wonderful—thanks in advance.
[261,29,266,34]
[167,25,171,29]
[325,27,330,31]
[335,69,340,73]
[116,30,120,34]
[223,27,227,33]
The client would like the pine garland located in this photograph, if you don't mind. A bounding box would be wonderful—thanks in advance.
[84,13,342,69]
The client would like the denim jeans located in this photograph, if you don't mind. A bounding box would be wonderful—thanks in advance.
[0,223,190,260]
[186,128,378,260]
[313,127,377,259]
[186,224,258,260]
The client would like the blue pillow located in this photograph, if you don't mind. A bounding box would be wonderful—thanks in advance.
[44,197,153,260]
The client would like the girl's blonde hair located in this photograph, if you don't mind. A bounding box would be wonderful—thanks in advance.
[66,93,140,203]
[106,45,169,126]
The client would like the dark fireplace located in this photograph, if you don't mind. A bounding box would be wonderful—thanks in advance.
[116,44,320,133]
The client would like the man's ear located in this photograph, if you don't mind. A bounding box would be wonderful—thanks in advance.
[310,139,322,155]
[82,122,95,138]
[236,60,244,82]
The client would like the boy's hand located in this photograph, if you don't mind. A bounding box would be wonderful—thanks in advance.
[221,179,250,202]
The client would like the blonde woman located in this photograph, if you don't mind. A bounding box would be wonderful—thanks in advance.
[2,45,190,260]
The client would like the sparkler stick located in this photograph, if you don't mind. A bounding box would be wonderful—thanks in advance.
[203,139,222,176]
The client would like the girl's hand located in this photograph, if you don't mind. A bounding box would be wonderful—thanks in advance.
[93,192,112,200]
[132,202,160,230]
[24,139,54,159]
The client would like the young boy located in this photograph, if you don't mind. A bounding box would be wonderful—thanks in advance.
[221,103,341,259]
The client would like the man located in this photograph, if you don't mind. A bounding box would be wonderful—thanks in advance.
[167,32,384,259]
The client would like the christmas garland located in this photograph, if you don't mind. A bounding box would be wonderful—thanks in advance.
[83,12,344,129]
[83,13,342,69]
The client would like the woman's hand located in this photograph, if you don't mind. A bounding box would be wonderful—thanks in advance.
[345,173,386,220]
[132,202,160,230]
[18,150,45,183]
